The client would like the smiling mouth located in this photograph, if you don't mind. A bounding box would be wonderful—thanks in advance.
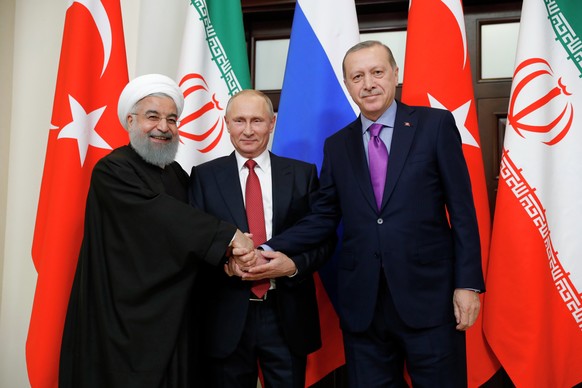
[150,135,172,141]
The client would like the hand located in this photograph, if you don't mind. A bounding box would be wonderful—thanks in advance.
[231,230,253,254]
[224,257,245,277]
[242,250,297,281]
[453,288,481,331]
[224,248,265,277]
[230,230,256,270]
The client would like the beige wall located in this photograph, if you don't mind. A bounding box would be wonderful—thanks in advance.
[0,1,65,386]
[0,0,15,323]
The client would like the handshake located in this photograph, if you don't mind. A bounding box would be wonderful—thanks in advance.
[226,229,297,280]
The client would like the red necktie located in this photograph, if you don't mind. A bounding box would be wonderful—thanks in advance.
[244,159,270,298]
[368,123,389,210]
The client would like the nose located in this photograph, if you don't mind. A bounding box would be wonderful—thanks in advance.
[363,74,375,89]
[242,122,253,135]
[156,118,171,132]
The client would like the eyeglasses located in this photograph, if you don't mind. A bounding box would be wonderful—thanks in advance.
[130,113,180,127]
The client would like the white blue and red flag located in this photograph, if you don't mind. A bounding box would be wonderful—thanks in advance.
[272,0,360,385]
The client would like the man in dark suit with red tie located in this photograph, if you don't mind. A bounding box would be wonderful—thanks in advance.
[259,41,485,387]
[189,90,335,387]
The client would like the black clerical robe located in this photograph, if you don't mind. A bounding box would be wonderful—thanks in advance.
[59,145,236,388]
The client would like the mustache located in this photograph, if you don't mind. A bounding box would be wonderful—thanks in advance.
[360,89,382,98]
[149,131,173,140]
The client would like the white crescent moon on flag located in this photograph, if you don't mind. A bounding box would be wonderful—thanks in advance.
[441,0,468,68]
[69,0,112,76]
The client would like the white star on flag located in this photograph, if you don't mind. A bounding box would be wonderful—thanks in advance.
[427,93,478,148]
[57,95,112,165]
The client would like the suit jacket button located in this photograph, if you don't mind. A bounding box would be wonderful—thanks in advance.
[377,218,383,224]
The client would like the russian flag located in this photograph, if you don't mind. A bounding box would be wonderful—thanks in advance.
[273,0,359,170]
[271,0,360,385]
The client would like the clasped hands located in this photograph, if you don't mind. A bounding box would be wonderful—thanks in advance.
[227,230,297,280]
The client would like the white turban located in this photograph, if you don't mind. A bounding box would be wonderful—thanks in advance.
[117,73,184,130]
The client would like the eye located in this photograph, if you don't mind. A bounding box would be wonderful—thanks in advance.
[146,114,160,122]
[166,118,178,125]
[374,70,384,77]
[352,74,362,82]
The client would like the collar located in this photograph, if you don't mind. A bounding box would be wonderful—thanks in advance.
[235,149,271,172]
[360,100,398,134]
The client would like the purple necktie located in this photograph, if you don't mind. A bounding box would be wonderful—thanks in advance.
[368,123,388,210]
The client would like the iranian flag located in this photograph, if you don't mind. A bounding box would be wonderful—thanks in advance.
[484,0,582,386]
[401,0,498,386]
[26,0,129,387]
[175,0,251,172]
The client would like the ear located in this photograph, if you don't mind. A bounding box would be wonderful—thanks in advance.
[126,114,135,130]
[269,115,276,133]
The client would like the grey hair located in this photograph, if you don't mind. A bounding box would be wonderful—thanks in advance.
[225,89,274,118]
[342,40,398,78]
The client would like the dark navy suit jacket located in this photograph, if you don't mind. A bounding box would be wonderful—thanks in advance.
[267,101,485,333]
[189,152,335,357]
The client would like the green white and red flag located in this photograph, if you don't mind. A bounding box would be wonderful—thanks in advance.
[484,0,582,386]
[175,0,251,172]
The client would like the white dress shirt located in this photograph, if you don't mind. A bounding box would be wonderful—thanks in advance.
[235,150,273,241]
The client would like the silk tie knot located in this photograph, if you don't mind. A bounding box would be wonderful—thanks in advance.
[370,122,383,138]
[245,159,257,170]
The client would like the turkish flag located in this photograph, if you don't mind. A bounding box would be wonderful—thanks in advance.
[401,0,499,386]
[26,1,128,386]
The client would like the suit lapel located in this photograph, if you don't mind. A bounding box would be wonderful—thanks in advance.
[270,153,293,235]
[344,119,379,211]
[382,102,417,208]
[213,153,249,231]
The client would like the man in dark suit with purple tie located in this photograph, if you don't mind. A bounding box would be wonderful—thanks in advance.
[258,40,485,387]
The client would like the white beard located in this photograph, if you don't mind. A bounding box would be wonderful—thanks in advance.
[129,128,179,168]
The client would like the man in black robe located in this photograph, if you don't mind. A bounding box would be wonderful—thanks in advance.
[59,74,255,388]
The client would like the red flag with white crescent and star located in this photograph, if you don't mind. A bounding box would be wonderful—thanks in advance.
[401,0,499,386]
[26,1,128,386]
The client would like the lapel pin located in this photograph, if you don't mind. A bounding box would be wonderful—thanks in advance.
[404,122,411,127]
